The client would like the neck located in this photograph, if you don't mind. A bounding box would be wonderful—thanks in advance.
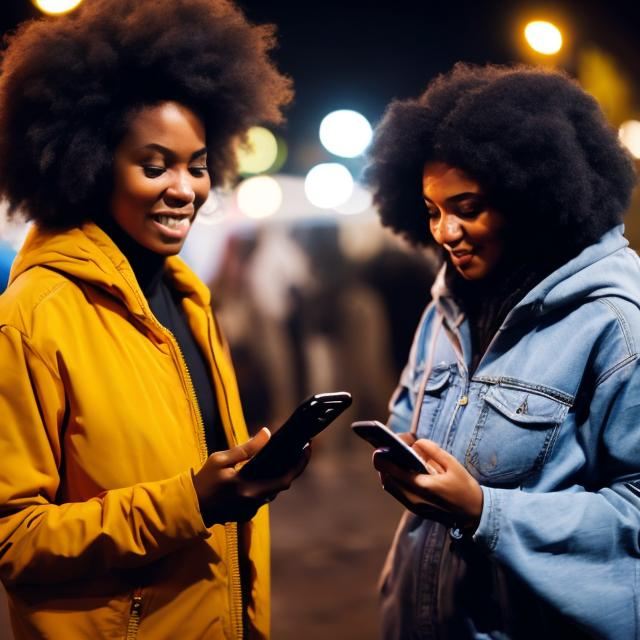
[99,218,166,294]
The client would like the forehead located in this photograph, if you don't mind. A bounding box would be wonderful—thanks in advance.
[422,161,482,199]
[121,101,206,148]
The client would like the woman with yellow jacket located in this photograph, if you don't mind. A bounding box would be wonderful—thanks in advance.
[0,1,305,638]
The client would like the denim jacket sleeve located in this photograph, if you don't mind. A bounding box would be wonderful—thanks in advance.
[474,357,640,640]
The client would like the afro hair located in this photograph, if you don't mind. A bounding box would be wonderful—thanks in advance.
[0,0,293,228]
[365,63,637,260]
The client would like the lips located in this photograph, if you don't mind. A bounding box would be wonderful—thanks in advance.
[149,213,193,239]
[449,249,474,268]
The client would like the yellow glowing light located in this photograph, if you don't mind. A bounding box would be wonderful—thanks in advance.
[524,21,563,55]
[237,127,279,175]
[236,176,283,219]
[619,120,640,159]
[33,0,84,15]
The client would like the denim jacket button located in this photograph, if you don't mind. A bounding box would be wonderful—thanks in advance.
[449,527,464,540]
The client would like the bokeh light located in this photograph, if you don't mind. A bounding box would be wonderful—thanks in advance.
[236,176,283,219]
[335,183,374,215]
[524,21,563,55]
[304,163,354,209]
[237,127,279,175]
[319,110,373,158]
[33,0,84,15]
[619,120,640,159]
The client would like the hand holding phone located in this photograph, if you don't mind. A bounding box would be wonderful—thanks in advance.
[240,392,352,481]
[351,420,430,474]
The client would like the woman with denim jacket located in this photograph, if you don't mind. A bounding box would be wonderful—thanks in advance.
[365,63,640,639]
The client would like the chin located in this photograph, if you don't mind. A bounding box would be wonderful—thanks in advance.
[141,237,186,256]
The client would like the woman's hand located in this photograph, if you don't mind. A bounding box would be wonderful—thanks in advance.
[373,434,483,533]
[192,427,310,526]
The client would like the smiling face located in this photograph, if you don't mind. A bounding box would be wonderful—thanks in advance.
[422,161,507,280]
[110,101,211,256]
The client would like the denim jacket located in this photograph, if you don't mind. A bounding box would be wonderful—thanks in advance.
[380,226,640,640]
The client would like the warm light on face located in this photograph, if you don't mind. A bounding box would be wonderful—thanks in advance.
[524,21,563,55]
[423,161,507,281]
[33,0,84,15]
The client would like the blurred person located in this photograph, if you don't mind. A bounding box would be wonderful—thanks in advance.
[365,63,640,639]
[0,2,308,638]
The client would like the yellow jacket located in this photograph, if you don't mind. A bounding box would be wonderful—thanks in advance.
[0,223,270,639]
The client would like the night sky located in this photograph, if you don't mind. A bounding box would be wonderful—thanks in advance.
[2,0,639,175]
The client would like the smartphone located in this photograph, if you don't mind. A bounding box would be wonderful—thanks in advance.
[351,420,429,474]
[240,391,352,481]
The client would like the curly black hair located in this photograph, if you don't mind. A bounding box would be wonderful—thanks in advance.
[0,0,293,228]
[366,63,637,259]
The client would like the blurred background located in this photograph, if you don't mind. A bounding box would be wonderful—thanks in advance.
[1,0,640,638]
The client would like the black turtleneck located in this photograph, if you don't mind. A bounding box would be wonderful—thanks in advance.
[100,219,222,454]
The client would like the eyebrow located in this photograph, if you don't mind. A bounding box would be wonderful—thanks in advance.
[141,143,208,161]
[423,192,482,204]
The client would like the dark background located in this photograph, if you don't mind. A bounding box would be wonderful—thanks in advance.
[2,0,640,176]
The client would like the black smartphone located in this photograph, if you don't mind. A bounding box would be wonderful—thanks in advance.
[351,420,429,474]
[240,391,352,481]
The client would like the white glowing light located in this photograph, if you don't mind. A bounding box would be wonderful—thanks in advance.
[236,176,283,219]
[319,110,373,158]
[237,127,279,175]
[335,184,374,215]
[304,163,354,209]
[524,21,563,55]
[33,0,84,15]
[619,120,640,160]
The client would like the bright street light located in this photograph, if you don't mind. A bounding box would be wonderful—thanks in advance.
[524,20,563,55]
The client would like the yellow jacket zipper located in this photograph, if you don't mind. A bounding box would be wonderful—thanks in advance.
[204,311,244,639]
[163,319,245,639]
[126,590,144,639]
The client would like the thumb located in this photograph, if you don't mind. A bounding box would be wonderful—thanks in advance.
[226,427,271,466]
[412,439,454,470]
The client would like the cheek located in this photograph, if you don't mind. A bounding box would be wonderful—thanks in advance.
[429,220,442,243]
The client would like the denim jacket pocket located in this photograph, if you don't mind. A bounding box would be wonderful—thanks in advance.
[465,383,570,484]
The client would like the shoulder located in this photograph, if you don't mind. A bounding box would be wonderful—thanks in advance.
[589,296,640,382]
[0,266,80,338]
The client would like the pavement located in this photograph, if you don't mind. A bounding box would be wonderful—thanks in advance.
[270,421,403,639]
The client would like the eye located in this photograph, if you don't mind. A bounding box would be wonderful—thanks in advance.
[189,165,209,178]
[143,165,165,178]
[423,199,440,219]
[454,198,487,218]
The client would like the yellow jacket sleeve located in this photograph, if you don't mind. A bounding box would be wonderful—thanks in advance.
[0,324,210,586]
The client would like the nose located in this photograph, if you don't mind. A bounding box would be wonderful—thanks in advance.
[164,169,196,207]
[432,213,463,246]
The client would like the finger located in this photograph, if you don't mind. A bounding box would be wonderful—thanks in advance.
[385,475,451,513]
[383,479,446,515]
[396,432,417,446]
[372,450,419,484]
[424,458,445,474]
[219,427,271,467]
[412,439,456,470]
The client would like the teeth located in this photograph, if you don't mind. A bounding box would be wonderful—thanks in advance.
[156,215,189,229]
